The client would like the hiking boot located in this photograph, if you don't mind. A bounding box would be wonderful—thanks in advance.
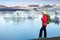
[44,37,46,40]
[38,37,42,40]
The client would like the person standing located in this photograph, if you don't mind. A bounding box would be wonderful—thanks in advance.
[39,11,48,38]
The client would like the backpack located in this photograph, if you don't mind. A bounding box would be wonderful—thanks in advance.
[46,14,51,24]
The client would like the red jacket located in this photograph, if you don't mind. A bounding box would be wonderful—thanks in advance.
[41,14,48,26]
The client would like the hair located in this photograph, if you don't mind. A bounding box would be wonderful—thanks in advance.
[42,10,46,14]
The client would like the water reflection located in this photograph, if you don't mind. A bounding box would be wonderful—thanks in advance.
[51,21,60,25]
[51,16,60,25]
[3,16,60,25]
[3,17,60,25]
[4,18,25,23]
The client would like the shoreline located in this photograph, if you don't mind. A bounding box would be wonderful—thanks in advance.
[30,36,60,40]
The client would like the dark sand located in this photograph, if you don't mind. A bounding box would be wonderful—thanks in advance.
[30,37,60,40]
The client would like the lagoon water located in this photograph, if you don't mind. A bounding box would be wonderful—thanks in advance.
[0,10,60,40]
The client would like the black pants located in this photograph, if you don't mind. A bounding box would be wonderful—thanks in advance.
[39,26,47,38]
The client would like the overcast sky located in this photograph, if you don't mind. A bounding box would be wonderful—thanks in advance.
[0,0,60,6]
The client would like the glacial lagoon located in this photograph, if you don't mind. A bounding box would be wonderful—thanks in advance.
[0,10,60,40]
